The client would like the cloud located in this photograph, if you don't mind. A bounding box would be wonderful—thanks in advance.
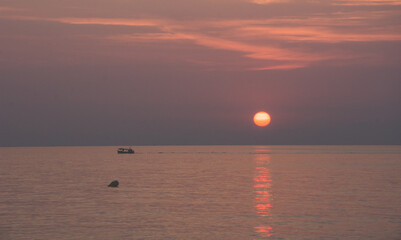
[250,0,289,4]
[250,64,307,70]
[333,0,401,6]
[251,0,401,6]
[0,6,27,14]
[109,26,332,70]
[234,26,401,43]
[23,14,401,69]
[1,2,400,71]
[211,9,401,44]
[57,18,161,27]
[36,16,325,70]
[0,7,19,11]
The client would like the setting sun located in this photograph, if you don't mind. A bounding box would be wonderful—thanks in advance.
[253,111,271,127]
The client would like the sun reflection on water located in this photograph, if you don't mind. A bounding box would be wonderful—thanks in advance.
[253,149,273,238]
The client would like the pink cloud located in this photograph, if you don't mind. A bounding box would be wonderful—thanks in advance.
[250,0,289,4]
[109,30,328,70]
[235,26,401,43]
[250,64,307,70]
[333,0,401,6]
[2,5,399,71]
[0,7,23,12]
[57,18,161,27]
[55,14,395,70]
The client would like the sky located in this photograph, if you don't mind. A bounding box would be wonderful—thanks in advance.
[0,0,400,146]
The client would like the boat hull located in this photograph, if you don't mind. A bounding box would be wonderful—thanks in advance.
[117,148,135,154]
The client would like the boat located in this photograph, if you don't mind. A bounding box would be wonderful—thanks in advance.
[117,147,135,154]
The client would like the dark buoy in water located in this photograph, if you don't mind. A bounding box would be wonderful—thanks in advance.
[108,180,119,187]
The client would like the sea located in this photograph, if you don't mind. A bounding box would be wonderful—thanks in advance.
[0,146,400,240]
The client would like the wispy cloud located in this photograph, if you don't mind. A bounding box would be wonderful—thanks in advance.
[250,64,307,70]
[57,18,161,27]
[333,0,401,6]
[250,0,289,4]
[2,2,400,71]
[0,6,25,12]
[55,16,354,70]
[249,0,401,5]
[234,25,401,43]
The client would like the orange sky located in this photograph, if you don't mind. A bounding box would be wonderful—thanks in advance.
[0,0,400,145]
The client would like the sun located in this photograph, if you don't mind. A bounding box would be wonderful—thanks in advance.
[253,111,271,127]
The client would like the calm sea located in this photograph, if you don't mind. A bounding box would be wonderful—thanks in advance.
[0,146,400,240]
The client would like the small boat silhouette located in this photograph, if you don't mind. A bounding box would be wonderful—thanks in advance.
[117,147,135,154]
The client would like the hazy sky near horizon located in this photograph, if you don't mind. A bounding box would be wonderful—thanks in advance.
[1,0,400,146]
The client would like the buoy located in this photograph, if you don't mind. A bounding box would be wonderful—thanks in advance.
[108,180,119,187]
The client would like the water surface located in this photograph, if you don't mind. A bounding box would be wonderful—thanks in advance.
[0,146,400,239]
